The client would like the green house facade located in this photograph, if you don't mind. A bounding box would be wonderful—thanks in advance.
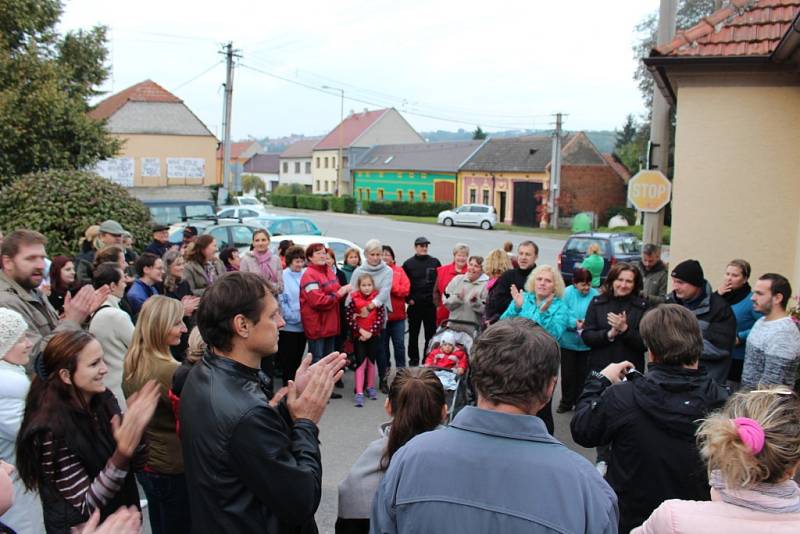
[351,141,483,203]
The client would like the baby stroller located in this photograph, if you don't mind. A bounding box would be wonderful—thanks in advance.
[424,319,480,422]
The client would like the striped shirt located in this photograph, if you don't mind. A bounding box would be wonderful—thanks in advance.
[41,432,129,516]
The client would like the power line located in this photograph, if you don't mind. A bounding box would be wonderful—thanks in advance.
[172,61,223,92]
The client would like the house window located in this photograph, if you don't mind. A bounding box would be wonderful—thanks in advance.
[397,190,403,201]
[366,188,371,199]
[316,157,320,169]
[377,189,384,201]
[469,188,477,203]
[324,181,329,192]
[305,161,311,173]
[420,191,428,201]
[332,156,337,169]
[294,161,300,173]
[358,188,364,201]
[315,180,320,192]
[482,189,490,205]
[282,162,288,173]
[324,157,329,168]
[408,190,414,201]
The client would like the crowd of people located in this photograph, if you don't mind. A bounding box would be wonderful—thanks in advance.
[0,219,797,533]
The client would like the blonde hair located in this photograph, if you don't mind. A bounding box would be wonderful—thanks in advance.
[124,296,182,386]
[587,243,601,255]
[186,327,206,364]
[452,243,470,256]
[484,249,512,277]
[344,248,362,266]
[524,264,565,298]
[697,386,800,488]
[363,239,382,254]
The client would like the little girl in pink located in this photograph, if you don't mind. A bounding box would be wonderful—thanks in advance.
[346,274,385,407]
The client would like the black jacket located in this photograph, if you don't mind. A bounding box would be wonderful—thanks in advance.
[483,265,534,324]
[180,352,322,534]
[581,293,649,372]
[402,254,441,306]
[666,282,736,384]
[144,240,171,257]
[570,364,730,534]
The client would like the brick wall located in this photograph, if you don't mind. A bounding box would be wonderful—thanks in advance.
[559,165,626,224]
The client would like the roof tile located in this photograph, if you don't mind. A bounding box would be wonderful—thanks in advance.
[89,80,181,120]
[652,0,800,58]
[314,109,389,150]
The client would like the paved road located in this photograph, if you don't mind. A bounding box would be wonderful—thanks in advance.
[262,208,597,532]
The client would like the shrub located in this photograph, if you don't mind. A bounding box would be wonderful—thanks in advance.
[363,200,452,217]
[272,183,306,195]
[329,196,356,213]
[296,195,328,211]
[604,205,636,225]
[0,170,151,256]
[270,194,297,209]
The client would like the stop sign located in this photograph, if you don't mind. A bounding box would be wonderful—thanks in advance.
[627,170,671,212]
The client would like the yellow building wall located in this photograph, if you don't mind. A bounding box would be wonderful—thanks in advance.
[311,149,340,194]
[671,82,800,288]
[116,134,218,187]
[457,171,548,224]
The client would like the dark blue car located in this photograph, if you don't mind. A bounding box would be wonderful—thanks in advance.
[557,232,642,285]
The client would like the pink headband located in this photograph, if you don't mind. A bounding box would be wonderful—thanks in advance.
[733,417,765,455]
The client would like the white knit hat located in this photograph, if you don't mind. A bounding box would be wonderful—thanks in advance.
[0,308,28,360]
[441,331,456,346]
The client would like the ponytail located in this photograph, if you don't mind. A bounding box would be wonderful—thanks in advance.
[380,368,446,471]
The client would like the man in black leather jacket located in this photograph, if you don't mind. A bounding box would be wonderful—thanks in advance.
[180,271,347,534]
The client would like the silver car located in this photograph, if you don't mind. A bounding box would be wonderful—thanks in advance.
[437,204,497,230]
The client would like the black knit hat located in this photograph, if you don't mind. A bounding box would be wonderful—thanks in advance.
[671,259,704,288]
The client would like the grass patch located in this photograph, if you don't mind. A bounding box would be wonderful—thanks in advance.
[384,215,572,238]
[384,215,439,224]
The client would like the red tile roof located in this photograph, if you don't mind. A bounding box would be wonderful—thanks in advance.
[89,80,181,120]
[601,153,632,182]
[216,141,259,160]
[280,138,319,158]
[653,0,800,58]
[314,109,389,150]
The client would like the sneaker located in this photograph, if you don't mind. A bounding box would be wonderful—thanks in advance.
[556,404,572,414]
[354,393,364,407]
[330,392,342,399]
[379,377,389,395]
[367,387,377,400]
[595,461,608,477]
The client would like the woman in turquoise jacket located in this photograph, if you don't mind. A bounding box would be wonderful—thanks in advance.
[557,268,598,413]
[500,264,570,434]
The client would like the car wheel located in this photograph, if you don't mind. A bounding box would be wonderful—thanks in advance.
[443,218,453,227]
[480,220,492,230]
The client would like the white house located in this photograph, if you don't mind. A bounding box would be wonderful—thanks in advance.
[279,139,316,191]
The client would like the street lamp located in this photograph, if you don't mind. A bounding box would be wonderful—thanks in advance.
[322,85,344,197]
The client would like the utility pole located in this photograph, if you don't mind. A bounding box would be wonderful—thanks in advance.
[643,0,676,245]
[323,86,345,197]
[219,42,240,205]
[548,112,563,229]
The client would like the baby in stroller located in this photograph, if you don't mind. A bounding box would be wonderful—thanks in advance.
[424,331,468,375]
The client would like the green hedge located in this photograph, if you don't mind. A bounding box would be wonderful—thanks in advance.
[596,225,671,245]
[296,195,328,211]
[603,206,636,225]
[363,200,452,217]
[329,196,356,213]
[270,194,297,209]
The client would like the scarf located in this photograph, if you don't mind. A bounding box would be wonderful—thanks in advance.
[710,469,800,514]
[204,261,218,284]
[349,261,394,313]
[253,249,277,282]
[721,282,751,305]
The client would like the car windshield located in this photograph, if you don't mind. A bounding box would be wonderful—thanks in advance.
[612,236,642,255]
[186,205,215,218]
[565,238,608,255]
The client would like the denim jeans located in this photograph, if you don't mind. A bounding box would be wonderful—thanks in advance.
[307,336,336,363]
[381,319,406,378]
[136,471,191,534]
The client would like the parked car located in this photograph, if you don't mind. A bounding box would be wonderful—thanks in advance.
[557,232,642,285]
[216,206,273,220]
[245,215,322,237]
[267,234,364,268]
[437,204,497,230]
[144,200,217,226]
[235,196,264,207]
[168,222,263,254]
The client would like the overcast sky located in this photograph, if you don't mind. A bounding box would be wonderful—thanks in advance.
[59,0,660,140]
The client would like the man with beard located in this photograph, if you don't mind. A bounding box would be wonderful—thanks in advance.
[484,240,538,324]
[633,244,668,305]
[0,230,107,357]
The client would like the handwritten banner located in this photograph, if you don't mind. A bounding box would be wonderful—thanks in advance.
[167,158,206,179]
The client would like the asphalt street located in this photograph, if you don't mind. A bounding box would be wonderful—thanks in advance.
[260,207,597,533]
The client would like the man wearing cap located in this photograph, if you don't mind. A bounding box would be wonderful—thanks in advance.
[181,226,199,253]
[75,219,127,285]
[666,259,736,384]
[402,237,440,366]
[144,223,174,257]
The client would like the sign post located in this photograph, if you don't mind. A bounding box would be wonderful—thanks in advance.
[628,170,671,245]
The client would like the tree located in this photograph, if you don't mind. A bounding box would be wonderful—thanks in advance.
[615,114,637,147]
[632,0,716,110]
[472,126,487,140]
[241,174,266,196]
[0,0,119,186]
[613,115,649,174]
[0,170,151,256]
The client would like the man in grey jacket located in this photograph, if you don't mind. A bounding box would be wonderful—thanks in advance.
[371,318,618,534]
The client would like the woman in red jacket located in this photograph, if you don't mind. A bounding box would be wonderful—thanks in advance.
[300,243,351,365]
[434,243,470,326]
[381,246,410,389]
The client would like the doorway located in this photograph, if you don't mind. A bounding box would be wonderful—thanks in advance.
[496,191,507,223]
[512,181,543,227]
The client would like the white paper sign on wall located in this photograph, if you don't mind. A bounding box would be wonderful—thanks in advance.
[167,158,205,179]
[94,157,134,187]
[141,157,161,177]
